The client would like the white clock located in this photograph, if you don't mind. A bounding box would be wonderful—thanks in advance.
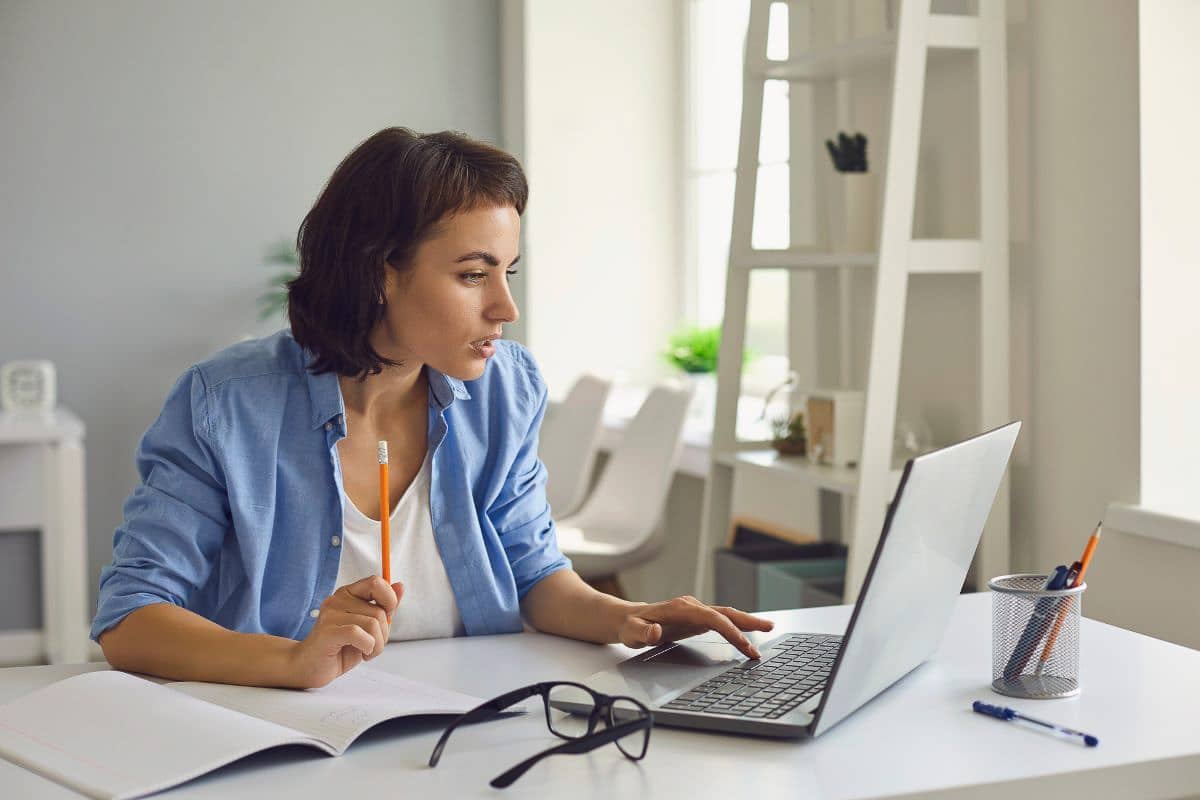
[0,360,57,412]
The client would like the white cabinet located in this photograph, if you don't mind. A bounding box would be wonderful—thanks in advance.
[0,409,90,664]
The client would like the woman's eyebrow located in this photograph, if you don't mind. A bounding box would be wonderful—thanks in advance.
[454,250,521,268]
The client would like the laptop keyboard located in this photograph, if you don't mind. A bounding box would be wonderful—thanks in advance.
[661,633,842,720]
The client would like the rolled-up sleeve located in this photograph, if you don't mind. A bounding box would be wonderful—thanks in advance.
[91,367,230,640]
[488,365,572,599]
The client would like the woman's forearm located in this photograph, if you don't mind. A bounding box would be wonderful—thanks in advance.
[98,603,300,687]
[520,569,640,644]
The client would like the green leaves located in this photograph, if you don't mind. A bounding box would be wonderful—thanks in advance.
[663,325,755,374]
[257,238,299,321]
[664,325,722,373]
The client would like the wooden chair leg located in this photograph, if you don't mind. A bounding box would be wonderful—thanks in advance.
[587,574,625,600]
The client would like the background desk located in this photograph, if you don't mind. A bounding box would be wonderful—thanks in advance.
[0,409,89,665]
[2,593,1198,799]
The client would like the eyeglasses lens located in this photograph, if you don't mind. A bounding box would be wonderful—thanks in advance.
[609,697,650,759]
[546,684,595,739]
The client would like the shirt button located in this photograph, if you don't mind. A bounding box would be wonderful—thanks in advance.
[324,422,333,431]
[309,608,320,619]
[330,535,341,547]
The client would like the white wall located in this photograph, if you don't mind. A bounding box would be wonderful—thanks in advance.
[523,0,682,397]
[1026,0,1200,649]
[0,0,502,621]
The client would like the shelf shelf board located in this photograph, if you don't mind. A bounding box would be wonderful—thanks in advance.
[759,32,898,82]
[714,447,907,497]
[730,449,862,493]
[734,249,877,271]
[755,16,982,84]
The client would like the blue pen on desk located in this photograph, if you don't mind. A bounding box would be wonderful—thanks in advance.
[973,701,1099,747]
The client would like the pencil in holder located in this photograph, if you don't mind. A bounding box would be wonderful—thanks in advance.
[988,574,1085,699]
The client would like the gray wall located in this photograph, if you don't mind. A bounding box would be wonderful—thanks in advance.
[0,0,503,624]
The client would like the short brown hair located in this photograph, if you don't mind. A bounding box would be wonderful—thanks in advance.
[288,127,528,377]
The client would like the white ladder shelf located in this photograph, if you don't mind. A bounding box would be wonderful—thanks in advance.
[694,0,1011,603]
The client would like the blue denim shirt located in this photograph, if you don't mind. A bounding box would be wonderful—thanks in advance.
[91,330,571,642]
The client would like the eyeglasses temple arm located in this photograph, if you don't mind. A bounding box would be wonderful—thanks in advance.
[488,719,650,789]
[428,684,544,767]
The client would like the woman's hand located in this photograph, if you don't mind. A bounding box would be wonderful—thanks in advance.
[287,576,403,688]
[616,595,775,660]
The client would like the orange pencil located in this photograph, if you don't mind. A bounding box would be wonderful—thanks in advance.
[1035,521,1102,675]
[378,441,392,624]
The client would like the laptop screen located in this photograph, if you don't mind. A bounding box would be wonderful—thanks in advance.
[811,421,1020,735]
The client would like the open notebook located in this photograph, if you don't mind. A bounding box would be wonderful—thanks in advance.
[0,666,483,800]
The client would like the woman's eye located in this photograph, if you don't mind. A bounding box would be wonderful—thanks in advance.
[461,272,486,284]
[506,269,519,278]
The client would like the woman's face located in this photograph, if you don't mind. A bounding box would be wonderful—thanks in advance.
[375,204,521,381]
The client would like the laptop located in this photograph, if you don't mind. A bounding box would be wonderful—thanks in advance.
[554,421,1021,738]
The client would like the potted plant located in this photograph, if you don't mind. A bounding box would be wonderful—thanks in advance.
[663,325,754,422]
[257,238,299,322]
[664,325,721,374]
[770,410,807,456]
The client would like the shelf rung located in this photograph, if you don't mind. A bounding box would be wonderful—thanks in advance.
[755,15,979,83]
[734,249,877,270]
[759,33,894,82]
[907,239,981,274]
[926,15,980,49]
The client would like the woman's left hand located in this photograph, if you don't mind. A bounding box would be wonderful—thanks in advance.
[616,595,775,660]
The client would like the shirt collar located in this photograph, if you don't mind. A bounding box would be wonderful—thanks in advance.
[428,365,472,409]
[304,365,346,431]
[302,359,471,429]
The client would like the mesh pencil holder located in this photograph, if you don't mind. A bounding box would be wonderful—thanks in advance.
[989,574,1085,699]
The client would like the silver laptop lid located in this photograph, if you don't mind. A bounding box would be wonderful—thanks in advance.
[810,421,1020,736]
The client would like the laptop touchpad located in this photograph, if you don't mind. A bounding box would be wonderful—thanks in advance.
[643,641,744,666]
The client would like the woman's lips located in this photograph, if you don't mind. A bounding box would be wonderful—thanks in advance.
[471,340,496,358]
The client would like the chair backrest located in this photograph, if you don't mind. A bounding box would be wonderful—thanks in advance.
[567,382,693,547]
[538,374,613,518]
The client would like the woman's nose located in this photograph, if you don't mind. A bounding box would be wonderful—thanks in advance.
[489,282,520,324]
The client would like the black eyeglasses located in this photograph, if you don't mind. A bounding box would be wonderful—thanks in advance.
[428,681,653,788]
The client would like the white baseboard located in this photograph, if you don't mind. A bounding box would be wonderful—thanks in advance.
[0,630,107,666]
[0,629,43,666]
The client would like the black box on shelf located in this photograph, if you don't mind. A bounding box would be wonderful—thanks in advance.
[714,541,847,613]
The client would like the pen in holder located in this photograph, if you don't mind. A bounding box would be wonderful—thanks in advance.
[989,574,1085,699]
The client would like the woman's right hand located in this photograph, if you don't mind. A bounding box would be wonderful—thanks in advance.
[287,575,403,688]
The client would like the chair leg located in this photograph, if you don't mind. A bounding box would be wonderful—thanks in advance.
[587,574,625,600]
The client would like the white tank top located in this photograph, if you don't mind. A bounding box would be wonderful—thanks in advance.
[334,452,465,641]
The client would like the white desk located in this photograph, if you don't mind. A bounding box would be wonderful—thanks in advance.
[1,593,1198,799]
[0,409,89,665]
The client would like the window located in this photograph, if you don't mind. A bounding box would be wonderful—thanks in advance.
[683,0,791,396]
[1106,0,1200,545]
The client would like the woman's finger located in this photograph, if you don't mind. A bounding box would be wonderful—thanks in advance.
[337,575,400,615]
[319,609,387,659]
[648,600,760,659]
[325,585,395,631]
[697,607,760,659]
[329,624,374,673]
[712,605,776,632]
[620,617,663,649]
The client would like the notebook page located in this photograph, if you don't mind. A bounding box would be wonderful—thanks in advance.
[0,671,313,800]
[169,666,482,754]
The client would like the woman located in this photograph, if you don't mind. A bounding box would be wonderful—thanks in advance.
[93,127,773,689]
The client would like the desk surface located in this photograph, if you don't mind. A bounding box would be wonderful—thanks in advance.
[2,593,1199,800]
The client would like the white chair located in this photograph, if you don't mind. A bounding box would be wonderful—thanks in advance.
[554,382,693,594]
[538,374,613,519]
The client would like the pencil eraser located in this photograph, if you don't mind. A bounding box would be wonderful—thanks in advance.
[377,440,388,463]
